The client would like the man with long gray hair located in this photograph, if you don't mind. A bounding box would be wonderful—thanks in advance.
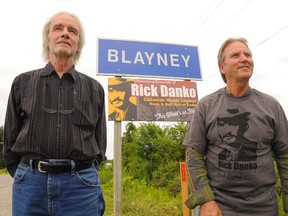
[3,11,107,215]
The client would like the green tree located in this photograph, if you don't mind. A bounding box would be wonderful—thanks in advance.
[122,122,187,196]
[122,122,164,182]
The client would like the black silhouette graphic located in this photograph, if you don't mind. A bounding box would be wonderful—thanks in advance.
[108,78,137,121]
[217,109,257,161]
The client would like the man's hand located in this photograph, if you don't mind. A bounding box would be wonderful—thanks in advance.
[200,200,222,216]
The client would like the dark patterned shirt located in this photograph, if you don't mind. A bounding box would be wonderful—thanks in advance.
[4,63,107,176]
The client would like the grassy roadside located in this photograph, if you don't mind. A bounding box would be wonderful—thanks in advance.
[0,168,285,215]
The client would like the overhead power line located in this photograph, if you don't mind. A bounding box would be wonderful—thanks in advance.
[182,0,224,42]
[252,24,288,50]
[199,23,288,85]
[200,0,252,47]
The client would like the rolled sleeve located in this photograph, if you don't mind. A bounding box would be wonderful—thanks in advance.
[185,146,215,209]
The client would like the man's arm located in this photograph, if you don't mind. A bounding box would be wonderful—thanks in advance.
[185,146,217,209]
[94,84,107,165]
[273,104,288,214]
[3,76,22,177]
[275,152,288,214]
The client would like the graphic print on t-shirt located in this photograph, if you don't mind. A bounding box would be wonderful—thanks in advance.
[217,108,257,180]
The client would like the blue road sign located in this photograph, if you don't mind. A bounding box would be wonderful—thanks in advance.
[97,39,202,80]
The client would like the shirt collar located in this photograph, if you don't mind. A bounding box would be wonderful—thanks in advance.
[224,87,252,98]
[40,62,77,82]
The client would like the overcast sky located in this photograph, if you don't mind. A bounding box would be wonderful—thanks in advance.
[1,0,288,159]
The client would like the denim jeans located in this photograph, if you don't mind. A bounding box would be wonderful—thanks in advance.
[12,161,105,216]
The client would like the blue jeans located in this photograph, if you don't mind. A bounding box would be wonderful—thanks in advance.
[12,161,105,216]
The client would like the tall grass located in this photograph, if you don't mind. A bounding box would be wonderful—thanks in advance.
[99,167,285,216]
[101,176,183,216]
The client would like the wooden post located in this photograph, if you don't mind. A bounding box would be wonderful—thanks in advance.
[180,162,190,216]
[114,121,122,216]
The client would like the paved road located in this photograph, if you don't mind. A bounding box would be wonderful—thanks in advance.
[0,174,13,216]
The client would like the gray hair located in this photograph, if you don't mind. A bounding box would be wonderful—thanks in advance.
[42,11,85,64]
[217,37,250,83]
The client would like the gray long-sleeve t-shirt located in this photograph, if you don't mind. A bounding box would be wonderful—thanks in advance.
[183,87,288,215]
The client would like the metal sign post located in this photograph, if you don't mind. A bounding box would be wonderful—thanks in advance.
[114,121,122,216]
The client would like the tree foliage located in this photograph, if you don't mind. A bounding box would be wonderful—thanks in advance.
[122,122,187,196]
